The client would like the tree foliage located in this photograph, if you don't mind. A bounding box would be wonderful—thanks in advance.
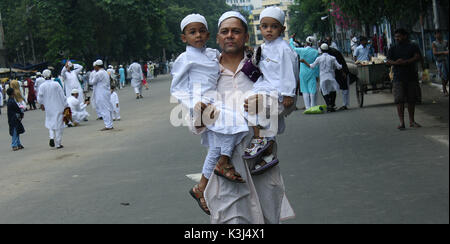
[289,0,435,39]
[0,0,231,66]
[288,0,330,41]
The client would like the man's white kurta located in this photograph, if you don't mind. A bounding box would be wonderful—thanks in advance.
[89,69,113,114]
[67,95,89,123]
[61,64,84,102]
[89,70,98,112]
[37,80,68,130]
[34,77,46,97]
[203,56,295,224]
[310,52,342,95]
[128,62,143,88]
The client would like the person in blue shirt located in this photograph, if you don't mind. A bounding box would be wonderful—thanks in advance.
[290,34,320,109]
[353,36,372,62]
[119,65,126,88]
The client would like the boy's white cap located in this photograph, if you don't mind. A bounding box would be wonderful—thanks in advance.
[71,89,79,94]
[181,14,208,32]
[94,60,103,66]
[218,11,247,28]
[260,6,285,25]
[320,43,329,51]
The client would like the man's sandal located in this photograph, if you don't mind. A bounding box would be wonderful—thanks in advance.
[189,185,211,215]
[214,163,246,183]
[410,122,422,128]
[397,125,406,131]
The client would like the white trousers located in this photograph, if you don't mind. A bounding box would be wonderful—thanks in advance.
[341,77,350,107]
[134,86,142,95]
[49,128,64,147]
[302,93,317,109]
[112,108,121,120]
[101,110,114,129]
[342,89,350,107]
[72,110,89,123]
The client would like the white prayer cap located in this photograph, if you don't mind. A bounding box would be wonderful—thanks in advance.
[42,69,52,78]
[306,36,315,44]
[71,89,79,94]
[260,6,285,25]
[320,43,329,51]
[108,65,113,69]
[218,11,247,28]
[94,59,103,66]
[36,72,42,76]
[120,65,123,68]
[181,14,208,32]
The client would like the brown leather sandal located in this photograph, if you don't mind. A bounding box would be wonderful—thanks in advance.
[214,163,246,183]
[189,185,210,215]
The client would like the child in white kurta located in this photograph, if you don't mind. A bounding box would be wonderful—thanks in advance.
[243,7,299,175]
[110,87,120,121]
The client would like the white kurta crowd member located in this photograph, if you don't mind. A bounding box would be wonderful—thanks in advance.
[37,69,69,149]
[61,61,84,103]
[128,61,144,99]
[34,72,46,97]
[244,6,299,175]
[89,63,101,120]
[171,13,248,215]
[0,84,3,111]
[89,60,114,131]
[67,89,90,125]
[301,43,342,112]
[110,86,120,121]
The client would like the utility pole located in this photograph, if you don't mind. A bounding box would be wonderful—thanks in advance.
[432,0,440,30]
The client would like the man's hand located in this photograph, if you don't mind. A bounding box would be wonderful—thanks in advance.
[282,96,294,108]
[244,94,263,115]
[85,101,90,106]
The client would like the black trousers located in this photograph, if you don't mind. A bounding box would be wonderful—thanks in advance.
[322,91,337,108]
[29,101,37,110]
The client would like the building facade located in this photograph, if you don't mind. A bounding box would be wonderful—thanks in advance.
[226,0,295,47]
[250,0,294,46]
[226,0,262,12]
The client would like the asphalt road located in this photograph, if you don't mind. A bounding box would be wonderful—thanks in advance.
[0,74,448,224]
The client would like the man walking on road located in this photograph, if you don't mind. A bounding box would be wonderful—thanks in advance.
[37,69,69,149]
[90,60,114,131]
[128,61,144,99]
[432,30,449,97]
[328,46,350,110]
[387,29,423,130]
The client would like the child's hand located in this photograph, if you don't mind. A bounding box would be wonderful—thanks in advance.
[194,102,208,129]
[282,96,294,108]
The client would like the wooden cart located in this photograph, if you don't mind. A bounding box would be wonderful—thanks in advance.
[353,63,392,108]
